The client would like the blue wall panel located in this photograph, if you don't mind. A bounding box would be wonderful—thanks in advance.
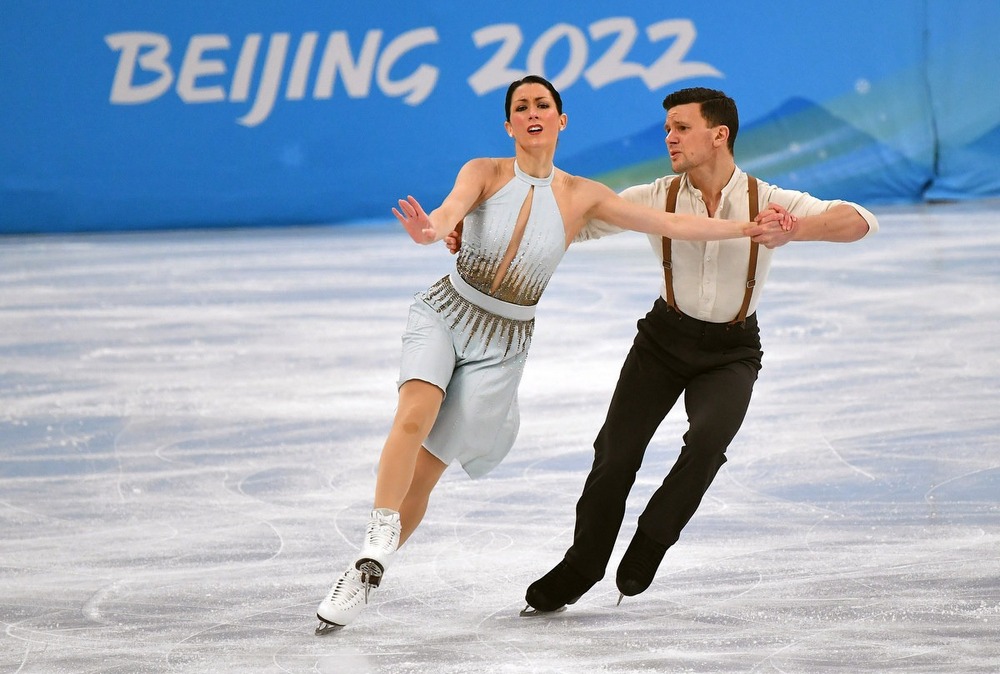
[1,1,997,233]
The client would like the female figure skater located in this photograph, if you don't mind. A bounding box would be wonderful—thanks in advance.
[316,75,790,632]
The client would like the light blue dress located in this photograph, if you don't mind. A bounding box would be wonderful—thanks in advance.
[398,162,567,477]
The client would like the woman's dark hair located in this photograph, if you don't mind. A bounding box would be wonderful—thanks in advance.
[505,75,563,121]
[662,87,739,153]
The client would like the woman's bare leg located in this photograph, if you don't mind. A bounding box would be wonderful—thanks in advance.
[398,447,448,546]
[373,379,444,511]
[316,384,448,628]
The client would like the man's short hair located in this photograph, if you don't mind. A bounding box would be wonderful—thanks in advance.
[662,87,739,154]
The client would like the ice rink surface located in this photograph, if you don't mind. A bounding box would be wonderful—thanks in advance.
[2,201,999,673]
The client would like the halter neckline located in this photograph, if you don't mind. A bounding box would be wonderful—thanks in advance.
[513,161,554,187]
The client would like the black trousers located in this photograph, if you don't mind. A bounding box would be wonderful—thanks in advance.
[565,297,763,581]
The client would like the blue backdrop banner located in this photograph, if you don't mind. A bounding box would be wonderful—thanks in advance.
[2,1,998,233]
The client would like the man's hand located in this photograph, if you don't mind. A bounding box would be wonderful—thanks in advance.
[444,220,464,254]
[745,202,797,248]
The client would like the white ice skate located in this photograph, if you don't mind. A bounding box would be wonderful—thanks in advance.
[355,508,401,587]
[315,565,371,634]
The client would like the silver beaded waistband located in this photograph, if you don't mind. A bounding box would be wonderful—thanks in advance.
[448,272,537,320]
[421,274,535,356]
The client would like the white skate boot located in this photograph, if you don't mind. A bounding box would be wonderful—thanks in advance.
[316,565,370,634]
[355,508,401,587]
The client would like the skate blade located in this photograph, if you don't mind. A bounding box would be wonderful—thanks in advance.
[357,561,384,603]
[315,619,345,635]
[519,604,568,617]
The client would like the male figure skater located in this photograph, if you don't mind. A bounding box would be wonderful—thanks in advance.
[523,87,879,613]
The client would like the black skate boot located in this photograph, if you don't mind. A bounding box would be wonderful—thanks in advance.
[615,528,668,604]
[522,559,596,616]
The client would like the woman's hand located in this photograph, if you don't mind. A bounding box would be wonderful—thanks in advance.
[393,195,437,244]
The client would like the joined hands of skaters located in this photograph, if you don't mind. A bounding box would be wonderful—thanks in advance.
[746,203,797,248]
[441,203,797,254]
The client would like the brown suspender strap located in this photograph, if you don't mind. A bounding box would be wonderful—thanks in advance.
[732,176,760,326]
[661,175,761,325]
[661,177,681,311]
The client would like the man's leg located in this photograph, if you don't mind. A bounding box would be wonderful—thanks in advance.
[524,310,684,611]
[565,342,685,579]
[618,357,758,597]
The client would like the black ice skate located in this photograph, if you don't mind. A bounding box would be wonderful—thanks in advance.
[615,528,668,605]
[522,559,597,616]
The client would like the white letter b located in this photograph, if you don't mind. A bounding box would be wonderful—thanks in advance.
[105,32,174,104]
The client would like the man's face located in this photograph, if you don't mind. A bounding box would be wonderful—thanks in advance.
[664,102,725,173]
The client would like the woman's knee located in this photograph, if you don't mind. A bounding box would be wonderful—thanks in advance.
[395,380,444,433]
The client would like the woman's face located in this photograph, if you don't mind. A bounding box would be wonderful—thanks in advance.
[504,83,567,147]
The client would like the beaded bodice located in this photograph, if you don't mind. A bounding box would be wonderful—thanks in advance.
[452,162,566,305]
[420,161,567,354]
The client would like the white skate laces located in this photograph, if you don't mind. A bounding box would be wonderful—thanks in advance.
[356,508,401,585]
[314,508,402,634]
[316,566,369,632]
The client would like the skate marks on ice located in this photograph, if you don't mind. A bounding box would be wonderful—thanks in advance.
[1,205,999,672]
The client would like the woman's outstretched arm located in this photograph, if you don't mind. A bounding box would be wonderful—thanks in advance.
[581,178,791,241]
[394,159,494,244]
